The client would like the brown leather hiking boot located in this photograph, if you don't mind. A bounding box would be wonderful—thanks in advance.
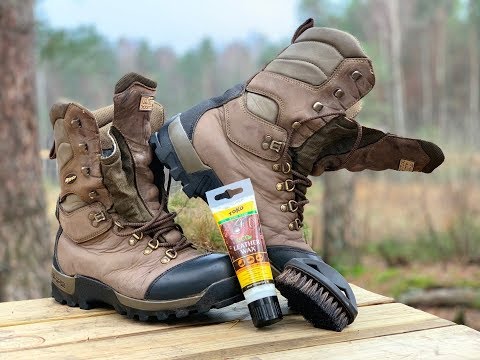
[49,73,243,320]
[150,19,444,330]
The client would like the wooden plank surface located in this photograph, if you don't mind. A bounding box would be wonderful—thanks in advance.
[0,298,115,328]
[0,283,392,329]
[231,325,480,360]
[1,303,452,359]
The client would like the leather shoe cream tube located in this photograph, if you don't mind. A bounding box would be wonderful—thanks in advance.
[206,178,283,328]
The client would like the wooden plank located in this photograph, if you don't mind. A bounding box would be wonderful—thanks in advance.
[232,325,480,360]
[349,284,394,306]
[0,284,390,328]
[1,303,452,359]
[0,298,114,328]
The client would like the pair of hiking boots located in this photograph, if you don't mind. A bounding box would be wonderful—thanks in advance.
[50,19,444,331]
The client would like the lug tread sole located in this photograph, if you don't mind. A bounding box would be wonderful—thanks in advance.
[52,275,244,321]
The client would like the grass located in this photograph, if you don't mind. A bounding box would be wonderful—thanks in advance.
[340,259,480,299]
[372,217,480,266]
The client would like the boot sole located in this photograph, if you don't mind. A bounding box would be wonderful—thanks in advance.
[52,267,244,320]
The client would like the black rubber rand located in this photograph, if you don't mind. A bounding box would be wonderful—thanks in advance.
[149,84,244,200]
[52,274,243,321]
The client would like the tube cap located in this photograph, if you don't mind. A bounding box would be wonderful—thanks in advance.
[247,296,283,328]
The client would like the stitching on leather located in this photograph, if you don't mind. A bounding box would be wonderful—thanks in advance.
[284,40,345,61]
[253,58,370,93]
[59,202,112,243]
[272,57,328,80]
[225,100,286,161]
[243,87,286,125]
[188,84,245,140]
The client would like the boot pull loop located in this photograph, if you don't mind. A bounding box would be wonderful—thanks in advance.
[49,141,57,159]
[291,18,314,43]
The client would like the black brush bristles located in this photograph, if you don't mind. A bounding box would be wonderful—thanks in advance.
[276,267,350,331]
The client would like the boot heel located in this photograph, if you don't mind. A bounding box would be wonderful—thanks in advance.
[51,266,92,309]
[150,115,222,200]
[52,282,79,307]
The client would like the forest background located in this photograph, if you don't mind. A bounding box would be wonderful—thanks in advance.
[0,0,479,330]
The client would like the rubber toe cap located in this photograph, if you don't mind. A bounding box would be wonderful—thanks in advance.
[145,253,236,301]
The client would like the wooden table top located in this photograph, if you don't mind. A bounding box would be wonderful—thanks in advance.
[1,284,479,359]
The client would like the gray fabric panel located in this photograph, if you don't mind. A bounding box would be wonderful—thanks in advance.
[277,41,344,76]
[295,27,367,58]
[265,58,328,85]
[245,92,279,123]
[168,115,211,173]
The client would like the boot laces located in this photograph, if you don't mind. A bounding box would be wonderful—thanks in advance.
[112,176,192,257]
[279,111,363,230]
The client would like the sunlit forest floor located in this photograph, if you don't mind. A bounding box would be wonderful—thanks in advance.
[45,166,480,330]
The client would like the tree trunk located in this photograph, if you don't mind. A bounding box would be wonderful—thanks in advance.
[386,0,406,134]
[421,29,433,127]
[434,4,448,134]
[0,0,51,301]
[322,172,355,263]
[468,0,479,145]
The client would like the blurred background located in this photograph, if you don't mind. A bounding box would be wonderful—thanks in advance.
[0,0,478,329]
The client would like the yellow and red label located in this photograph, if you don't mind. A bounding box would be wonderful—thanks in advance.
[213,201,273,291]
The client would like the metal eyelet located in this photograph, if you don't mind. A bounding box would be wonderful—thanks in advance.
[351,70,363,80]
[272,162,291,174]
[334,88,345,98]
[160,249,178,264]
[281,200,298,213]
[144,239,160,255]
[284,179,295,192]
[64,174,77,184]
[88,190,98,199]
[81,167,90,176]
[292,121,301,129]
[114,220,124,229]
[288,200,298,212]
[88,211,106,227]
[78,143,88,153]
[313,102,324,112]
[276,179,295,192]
[262,135,284,153]
[129,232,144,246]
[288,218,301,231]
[71,118,82,128]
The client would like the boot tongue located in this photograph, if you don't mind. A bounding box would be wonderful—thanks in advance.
[111,73,162,216]
[291,116,384,178]
[291,116,357,179]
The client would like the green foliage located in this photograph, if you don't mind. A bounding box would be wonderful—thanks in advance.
[374,217,480,266]
[37,23,115,74]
